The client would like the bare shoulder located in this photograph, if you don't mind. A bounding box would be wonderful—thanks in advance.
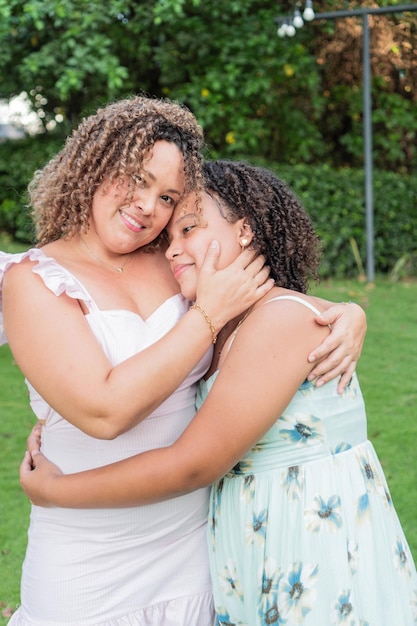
[3,251,62,308]
[208,289,327,430]
[251,288,326,323]
[236,288,330,355]
[3,254,37,289]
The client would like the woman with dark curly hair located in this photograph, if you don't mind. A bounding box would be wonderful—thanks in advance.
[20,162,412,626]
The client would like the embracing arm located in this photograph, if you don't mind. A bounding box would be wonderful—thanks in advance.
[308,299,366,392]
[21,298,328,507]
[4,246,272,439]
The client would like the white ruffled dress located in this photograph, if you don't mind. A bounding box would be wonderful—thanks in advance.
[0,249,215,626]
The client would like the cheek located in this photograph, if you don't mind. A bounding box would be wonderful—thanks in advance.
[191,238,212,270]
[93,186,124,213]
[186,247,205,274]
[154,209,174,231]
[216,238,241,270]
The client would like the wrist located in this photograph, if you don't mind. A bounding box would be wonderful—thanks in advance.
[43,471,62,507]
[190,304,218,344]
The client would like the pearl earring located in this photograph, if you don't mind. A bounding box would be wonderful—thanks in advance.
[240,238,249,250]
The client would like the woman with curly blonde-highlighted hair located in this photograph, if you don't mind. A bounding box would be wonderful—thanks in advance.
[2,96,366,626]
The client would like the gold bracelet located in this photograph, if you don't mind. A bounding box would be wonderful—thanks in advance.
[190,304,217,344]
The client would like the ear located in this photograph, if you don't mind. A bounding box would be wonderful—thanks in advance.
[237,219,254,248]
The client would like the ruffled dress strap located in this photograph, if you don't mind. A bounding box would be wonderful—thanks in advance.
[0,248,99,345]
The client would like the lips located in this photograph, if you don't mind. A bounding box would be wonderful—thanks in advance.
[119,209,145,233]
[172,263,193,280]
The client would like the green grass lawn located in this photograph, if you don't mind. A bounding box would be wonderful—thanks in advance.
[314,279,417,551]
[0,276,416,622]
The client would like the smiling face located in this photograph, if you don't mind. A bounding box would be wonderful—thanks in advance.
[89,140,186,255]
[165,191,251,301]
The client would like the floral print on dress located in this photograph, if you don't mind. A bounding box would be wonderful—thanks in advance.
[258,557,284,625]
[356,492,370,524]
[228,457,254,477]
[210,478,225,538]
[216,609,241,626]
[330,589,356,625]
[278,561,318,623]
[347,540,359,576]
[218,559,244,601]
[259,557,282,598]
[241,474,255,504]
[305,494,343,533]
[356,449,382,494]
[341,381,359,400]
[245,509,268,546]
[278,412,325,447]
[258,602,285,626]
[299,379,316,398]
[393,537,413,580]
[204,370,417,625]
[281,465,304,500]
[333,442,352,454]
[383,486,393,509]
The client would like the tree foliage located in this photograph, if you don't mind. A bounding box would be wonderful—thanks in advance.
[0,0,416,170]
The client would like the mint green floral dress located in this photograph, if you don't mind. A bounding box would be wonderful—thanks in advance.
[196,295,417,626]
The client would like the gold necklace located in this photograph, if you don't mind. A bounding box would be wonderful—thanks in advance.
[80,237,133,273]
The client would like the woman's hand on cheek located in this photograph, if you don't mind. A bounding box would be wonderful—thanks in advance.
[195,241,274,331]
[307,302,367,393]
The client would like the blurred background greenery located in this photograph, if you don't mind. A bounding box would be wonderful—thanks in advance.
[0,0,416,279]
[1,0,416,621]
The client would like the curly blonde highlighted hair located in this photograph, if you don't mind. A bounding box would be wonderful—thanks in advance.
[29,95,205,246]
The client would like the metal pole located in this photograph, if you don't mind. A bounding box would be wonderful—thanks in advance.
[282,4,417,282]
[313,5,417,20]
[362,13,374,282]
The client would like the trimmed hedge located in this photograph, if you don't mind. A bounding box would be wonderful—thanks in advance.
[249,160,417,279]
[0,135,64,243]
[0,136,416,278]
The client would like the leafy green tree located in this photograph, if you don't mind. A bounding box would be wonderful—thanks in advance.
[0,0,416,170]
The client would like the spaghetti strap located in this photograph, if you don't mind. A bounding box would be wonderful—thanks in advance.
[225,294,321,356]
[263,294,322,316]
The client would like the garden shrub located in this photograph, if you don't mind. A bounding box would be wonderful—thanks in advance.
[0,136,416,278]
[0,134,64,243]
[254,160,417,279]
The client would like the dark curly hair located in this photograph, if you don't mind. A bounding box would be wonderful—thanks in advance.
[29,95,205,246]
[202,160,321,293]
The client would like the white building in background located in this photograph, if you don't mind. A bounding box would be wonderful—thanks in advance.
[0,92,42,139]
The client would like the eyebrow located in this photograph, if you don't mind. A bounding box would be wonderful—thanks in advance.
[175,212,198,226]
[140,167,182,197]
[166,212,197,236]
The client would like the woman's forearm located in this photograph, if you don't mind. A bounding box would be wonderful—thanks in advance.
[30,446,197,508]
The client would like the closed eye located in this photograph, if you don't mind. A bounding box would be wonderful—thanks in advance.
[182,223,198,235]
